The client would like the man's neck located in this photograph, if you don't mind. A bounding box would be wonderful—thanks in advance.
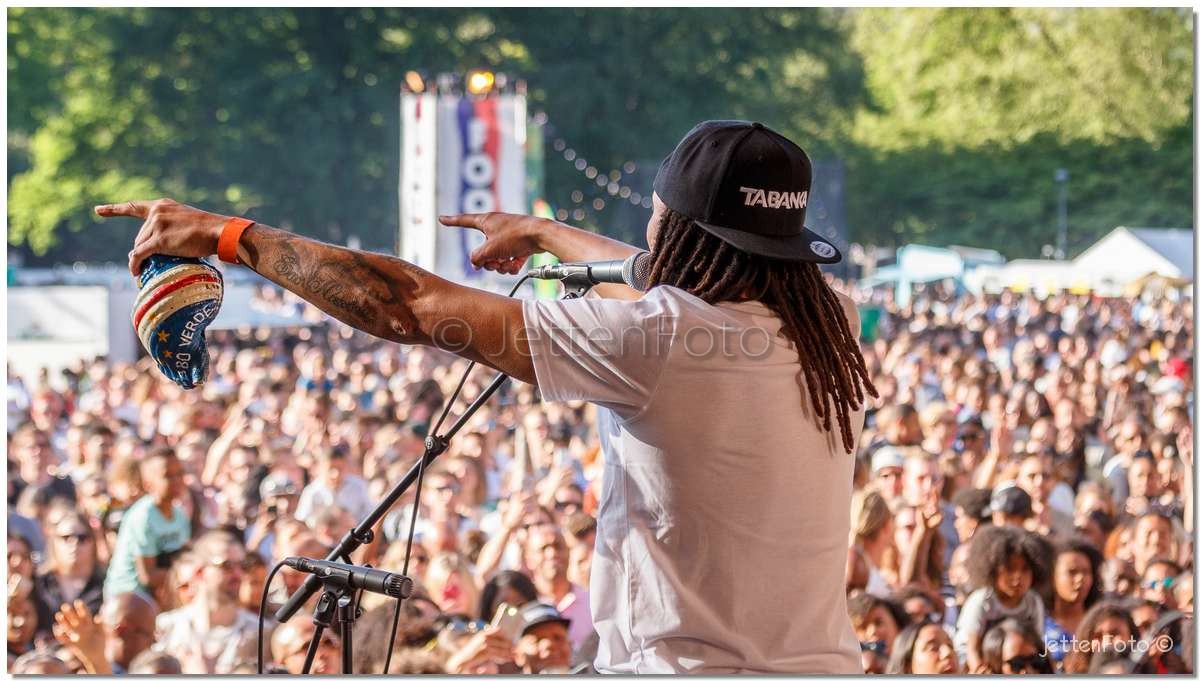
[154,496,175,516]
[537,575,571,603]
[200,598,239,629]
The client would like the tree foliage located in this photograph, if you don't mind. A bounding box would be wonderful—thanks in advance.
[7,8,1193,263]
[844,8,1192,253]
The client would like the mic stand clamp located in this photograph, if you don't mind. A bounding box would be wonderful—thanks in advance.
[300,576,364,675]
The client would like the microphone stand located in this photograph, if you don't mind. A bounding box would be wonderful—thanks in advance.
[287,371,508,674]
[278,283,590,675]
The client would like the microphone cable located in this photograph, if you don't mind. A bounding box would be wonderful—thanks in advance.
[382,273,531,673]
[256,560,287,674]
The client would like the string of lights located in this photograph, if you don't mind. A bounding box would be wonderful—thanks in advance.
[533,115,849,258]
[533,115,652,224]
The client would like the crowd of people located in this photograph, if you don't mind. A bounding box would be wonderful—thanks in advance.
[6,274,1194,674]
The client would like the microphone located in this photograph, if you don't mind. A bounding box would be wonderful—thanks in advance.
[528,251,651,292]
[283,557,413,599]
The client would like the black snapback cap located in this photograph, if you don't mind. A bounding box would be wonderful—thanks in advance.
[652,120,840,264]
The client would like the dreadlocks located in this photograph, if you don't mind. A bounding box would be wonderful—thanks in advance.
[646,207,877,453]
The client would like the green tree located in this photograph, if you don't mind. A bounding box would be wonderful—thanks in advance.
[844,8,1192,254]
[8,8,863,260]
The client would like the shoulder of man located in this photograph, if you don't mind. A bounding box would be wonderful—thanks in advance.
[155,604,193,635]
[121,496,155,524]
[832,289,861,337]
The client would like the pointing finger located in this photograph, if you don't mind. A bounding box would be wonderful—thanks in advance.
[439,214,483,230]
[95,200,153,219]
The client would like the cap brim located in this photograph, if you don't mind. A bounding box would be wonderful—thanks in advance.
[521,616,570,637]
[692,219,841,264]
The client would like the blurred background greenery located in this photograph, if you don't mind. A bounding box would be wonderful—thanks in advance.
[7,7,1193,265]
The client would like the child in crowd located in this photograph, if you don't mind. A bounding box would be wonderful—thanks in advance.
[953,525,1052,672]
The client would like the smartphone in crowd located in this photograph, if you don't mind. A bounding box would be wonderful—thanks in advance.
[491,602,523,642]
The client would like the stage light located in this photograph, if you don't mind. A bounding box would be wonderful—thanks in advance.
[466,70,495,95]
[404,71,425,93]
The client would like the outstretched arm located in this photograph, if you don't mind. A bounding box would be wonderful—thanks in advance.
[438,212,643,300]
[98,199,535,383]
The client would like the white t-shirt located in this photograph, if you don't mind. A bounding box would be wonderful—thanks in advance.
[294,474,373,523]
[953,586,1046,661]
[523,285,864,674]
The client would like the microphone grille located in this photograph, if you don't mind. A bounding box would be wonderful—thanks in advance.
[621,251,652,292]
[385,574,414,599]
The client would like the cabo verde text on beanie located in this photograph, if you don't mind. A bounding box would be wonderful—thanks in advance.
[132,255,223,390]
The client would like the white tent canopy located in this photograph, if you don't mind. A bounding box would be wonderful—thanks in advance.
[1072,226,1193,281]
[964,226,1193,296]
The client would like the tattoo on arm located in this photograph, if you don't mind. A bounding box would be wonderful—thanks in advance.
[240,225,425,343]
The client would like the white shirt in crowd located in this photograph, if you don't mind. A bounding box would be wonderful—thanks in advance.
[524,285,865,674]
[154,602,259,674]
[294,474,373,523]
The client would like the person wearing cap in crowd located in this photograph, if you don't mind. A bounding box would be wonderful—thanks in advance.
[989,483,1035,529]
[511,602,572,674]
[101,119,878,673]
[870,446,906,506]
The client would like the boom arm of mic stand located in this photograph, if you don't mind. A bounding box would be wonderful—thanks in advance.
[274,371,509,623]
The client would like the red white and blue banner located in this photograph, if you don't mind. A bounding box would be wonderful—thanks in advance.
[400,91,526,290]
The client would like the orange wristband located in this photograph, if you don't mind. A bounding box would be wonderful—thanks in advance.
[217,217,255,265]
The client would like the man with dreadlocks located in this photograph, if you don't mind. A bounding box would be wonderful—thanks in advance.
[99,120,875,673]
[447,120,877,673]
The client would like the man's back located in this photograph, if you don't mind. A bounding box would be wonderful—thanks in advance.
[525,286,864,673]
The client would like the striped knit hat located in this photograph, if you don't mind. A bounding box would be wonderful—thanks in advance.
[132,255,223,390]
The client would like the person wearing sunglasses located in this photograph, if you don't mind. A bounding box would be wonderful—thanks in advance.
[980,617,1053,674]
[36,510,105,618]
[1139,557,1182,611]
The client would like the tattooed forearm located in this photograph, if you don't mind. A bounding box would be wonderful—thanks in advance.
[239,224,425,342]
